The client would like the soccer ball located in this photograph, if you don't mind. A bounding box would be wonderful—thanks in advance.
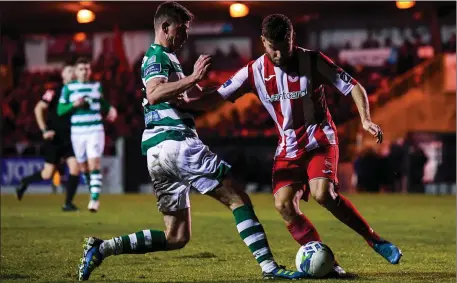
[295,241,335,278]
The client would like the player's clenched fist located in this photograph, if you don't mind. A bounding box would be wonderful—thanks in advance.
[362,120,383,144]
[42,130,56,140]
[73,97,86,108]
[191,55,212,82]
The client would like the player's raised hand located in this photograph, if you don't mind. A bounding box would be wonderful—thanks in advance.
[73,97,86,108]
[106,107,118,122]
[42,130,56,140]
[192,55,212,82]
[362,120,383,144]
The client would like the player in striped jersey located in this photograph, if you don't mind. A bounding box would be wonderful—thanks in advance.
[57,57,117,213]
[182,14,403,273]
[78,2,306,281]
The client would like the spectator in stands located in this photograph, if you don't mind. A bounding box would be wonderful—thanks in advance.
[212,48,226,70]
[377,142,394,192]
[353,146,381,192]
[362,31,381,48]
[405,143,428,193]
[384,37,393,48]
[443,33,456,53]
[344,41,352,50]
[227,44,244,69]
[388,138,407,193]
[397,40,415,75]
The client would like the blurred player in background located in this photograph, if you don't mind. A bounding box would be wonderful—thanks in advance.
[183,14,403,274]
[16,64,80,211]
[57,57,117,213]
[77,2,306,281]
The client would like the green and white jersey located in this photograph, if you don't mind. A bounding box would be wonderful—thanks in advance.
[58,81,111,134]
[140,44,197,155]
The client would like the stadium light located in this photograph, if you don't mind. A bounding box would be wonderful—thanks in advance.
[73,32,87,42]
[77,9,95,24]
[396,1,416,9]
[230,3,249,18]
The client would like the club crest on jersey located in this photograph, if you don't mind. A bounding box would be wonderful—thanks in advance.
[288,73,299,83]
[148,55,157,64]
[265,90,307,102]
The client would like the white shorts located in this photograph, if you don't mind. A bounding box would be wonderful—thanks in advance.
[146,137,231,213]
[71,131,105,163]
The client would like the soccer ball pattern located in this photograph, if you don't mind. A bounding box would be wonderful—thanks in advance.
[295,241,335,278]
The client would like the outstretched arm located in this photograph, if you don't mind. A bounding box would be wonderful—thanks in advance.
[177,86,225,111]
[179,63,254,111]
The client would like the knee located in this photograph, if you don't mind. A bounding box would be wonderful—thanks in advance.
[274,198,297,218]
[41,168,54,180]
[312,184,338,208]
[313,190,332,206]
[213,185,250,210]
[67,159,79,175]
[166,234,190,250]
[88,158,101,171]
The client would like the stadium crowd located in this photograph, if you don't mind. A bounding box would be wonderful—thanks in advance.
[2,33,454,158]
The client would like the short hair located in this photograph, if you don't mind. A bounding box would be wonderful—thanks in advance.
[262,14,293,42]
[75,57,90,66]
[154,2,194,29]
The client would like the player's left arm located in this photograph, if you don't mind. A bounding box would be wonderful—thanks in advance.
[178,64,253,111]
[35,89,55,140]
[316,52,383,143]
[97,83,117,122]
[177,85,225,111]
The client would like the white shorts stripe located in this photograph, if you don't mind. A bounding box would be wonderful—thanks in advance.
[244,232,265,246]
[236,219,260,233]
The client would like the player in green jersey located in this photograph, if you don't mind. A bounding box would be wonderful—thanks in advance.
[58,57,118,212]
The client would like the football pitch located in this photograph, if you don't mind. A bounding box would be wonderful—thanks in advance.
[1,193,455,283]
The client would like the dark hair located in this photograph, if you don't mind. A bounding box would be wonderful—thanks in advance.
[75,57,90,65]
[261,14,293,42]
[154,2,194,29]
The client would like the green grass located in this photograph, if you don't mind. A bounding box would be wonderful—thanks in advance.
[1,193,455,283]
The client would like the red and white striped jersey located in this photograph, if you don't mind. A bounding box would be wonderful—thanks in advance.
[217,47,358,160]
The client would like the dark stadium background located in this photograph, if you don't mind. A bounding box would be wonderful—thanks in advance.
[1,1,455,195]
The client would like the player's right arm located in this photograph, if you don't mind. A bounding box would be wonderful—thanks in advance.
[144,55,211,105]
[57,85,85,116]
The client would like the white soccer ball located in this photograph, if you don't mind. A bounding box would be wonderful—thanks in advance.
[295,241,335,278]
